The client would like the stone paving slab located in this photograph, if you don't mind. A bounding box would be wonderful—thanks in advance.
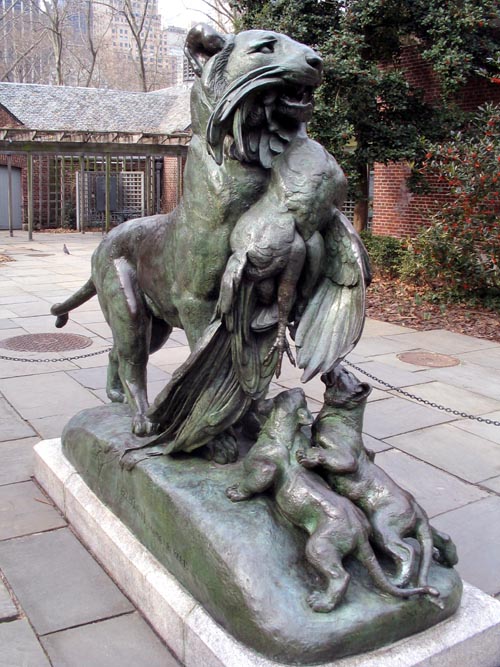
[481,476,500,493]
[41,612,181,667]
[363,396,453,439]
[360,320,416,336]
[0,577,17,621]
[351,360,434,389]
[431,496,500,596]
[400,381,500,415]
[0,437,40,485]
[0,372,103,420]
[384,329,499,355]
[457,346,500,370]
[0,357,79,380]
[0,398,37,441]
[387,423,500,483]
[0,618,51,667]
[424,362,500,402]
[0,528,134,636]
[352,336,420,358]
[452,411,500,446]
[68,363,171,391]
[375,449,488,518]
[0,480,66,540]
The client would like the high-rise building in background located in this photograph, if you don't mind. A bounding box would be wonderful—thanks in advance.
[0,0,190,91]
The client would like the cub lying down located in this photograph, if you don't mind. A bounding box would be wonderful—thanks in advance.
[226,388,438,612]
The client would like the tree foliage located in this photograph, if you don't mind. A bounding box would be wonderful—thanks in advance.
[403,104,500,296]
[230,0,500,224]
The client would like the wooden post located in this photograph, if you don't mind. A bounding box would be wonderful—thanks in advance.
[7,154,13,237]
[79,157,85,234]
[60,156,65,229]
[27,153,34,241]
[105,153,111,234]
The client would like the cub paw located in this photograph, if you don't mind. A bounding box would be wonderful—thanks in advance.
[225,484,248,502]
[307,590,337,613]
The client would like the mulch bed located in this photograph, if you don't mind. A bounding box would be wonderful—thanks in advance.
[366,277,500,343]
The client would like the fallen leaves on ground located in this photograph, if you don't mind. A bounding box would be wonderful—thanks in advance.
[366,277,500,342]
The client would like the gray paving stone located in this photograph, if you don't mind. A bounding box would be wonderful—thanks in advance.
[351,360,433,389]
[387,423,500,483]
[0,618,51,667]
[0,577,18,621]
[361,320,416,336]
[68,364,170,391]
[402,381,500,416]
[6,301,56,317]
[0,480,66,540]
[0,318,23,329]
[375,449,488,518]
[30,415,75,439]
[481,476,500,494]
[0,356,79,380]
[0,399,36,442]
[362,434,392,454]
[0,372,102,420]
[69,309,106,324]
[431,495,500,596]
[353,336,420,358]
[0,437,39,485]
[424,362,500,402]
[10,315,93,337]
[457,346,500,370]
[363,396,452,439]
[450,411,500,446]
[41,612,180,667]
[384,329,499,355]
[0,528,134,635]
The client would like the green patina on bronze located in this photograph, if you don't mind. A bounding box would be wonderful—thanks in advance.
[56,23,463,663]
[63,404,462,664]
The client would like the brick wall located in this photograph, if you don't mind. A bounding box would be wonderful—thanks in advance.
[372,47,500,238]
[0,105,23,128]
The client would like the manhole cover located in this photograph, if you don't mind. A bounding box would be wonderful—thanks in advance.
[397,351,460,368]
[0,333,93,352]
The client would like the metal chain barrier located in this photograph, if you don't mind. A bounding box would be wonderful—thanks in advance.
[0,348,497,427]
[345,360,500,427]
[0,348,111,363]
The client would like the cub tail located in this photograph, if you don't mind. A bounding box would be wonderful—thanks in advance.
[357,541,439,600]
[50,278,97,328]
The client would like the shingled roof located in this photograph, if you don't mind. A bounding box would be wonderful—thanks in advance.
[0,82,191,135]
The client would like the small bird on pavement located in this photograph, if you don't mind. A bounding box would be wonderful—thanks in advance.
[63,244,70,255]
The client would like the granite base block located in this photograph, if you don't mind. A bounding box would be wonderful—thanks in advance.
[34,438,500,666]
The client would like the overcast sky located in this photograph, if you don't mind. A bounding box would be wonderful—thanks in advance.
[158,0,211,28]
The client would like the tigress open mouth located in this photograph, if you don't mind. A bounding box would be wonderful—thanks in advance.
[207,66,319,166]
[277,85,315,121]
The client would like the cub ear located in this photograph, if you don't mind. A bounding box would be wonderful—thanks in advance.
[184,23,227,77]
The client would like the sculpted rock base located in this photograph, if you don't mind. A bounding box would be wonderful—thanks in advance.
[62,404,462,665]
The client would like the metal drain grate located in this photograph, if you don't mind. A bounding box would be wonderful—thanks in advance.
[397,351,460,368]
[0,332,93,352]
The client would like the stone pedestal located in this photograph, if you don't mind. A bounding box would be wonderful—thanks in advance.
[33,429,500,666]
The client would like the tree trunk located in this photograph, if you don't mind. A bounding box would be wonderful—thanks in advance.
[352,164,369,233]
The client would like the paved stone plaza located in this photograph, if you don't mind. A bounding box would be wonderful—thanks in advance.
[0,231,499,666]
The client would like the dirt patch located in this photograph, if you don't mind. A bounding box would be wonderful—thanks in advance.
[0,254,13,263]
[366,277,500,343]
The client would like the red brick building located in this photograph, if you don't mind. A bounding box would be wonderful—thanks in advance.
[371,46,500,238]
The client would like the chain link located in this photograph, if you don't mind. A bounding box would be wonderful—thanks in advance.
[345,360,500,427]
[0,347,497,427]
[0,348,111,363]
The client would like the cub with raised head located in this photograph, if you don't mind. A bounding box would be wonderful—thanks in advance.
[226,388,438,612]
[297,366,458,588]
